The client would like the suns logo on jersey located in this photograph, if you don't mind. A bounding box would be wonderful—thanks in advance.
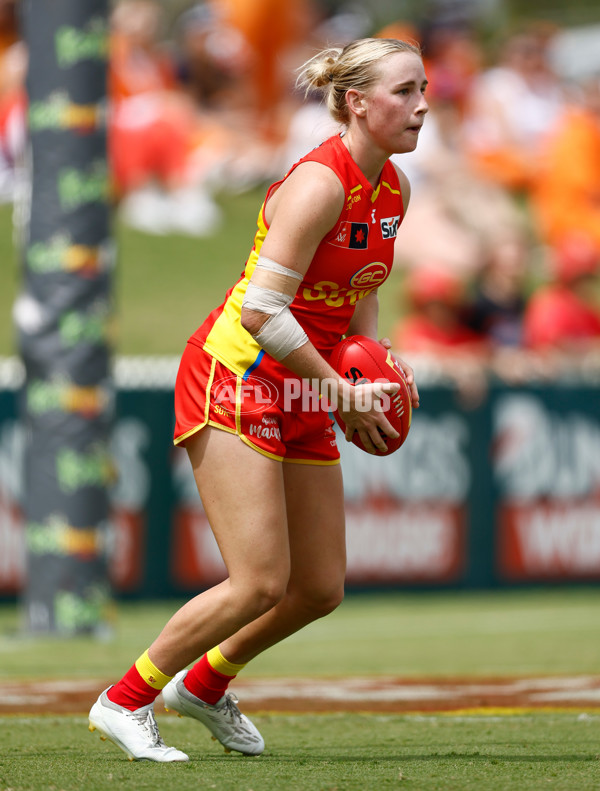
[302,280,377,307]
[349,261,389,289]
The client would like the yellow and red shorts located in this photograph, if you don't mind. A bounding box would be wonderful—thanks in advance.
[173,341,340,465]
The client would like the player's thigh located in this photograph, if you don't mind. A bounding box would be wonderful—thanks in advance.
[186,426,290,583]
[283,462,346,593]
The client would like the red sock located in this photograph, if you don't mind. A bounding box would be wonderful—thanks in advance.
[107,650,172,711]
[107,664,159,711]
[184,653,237,705]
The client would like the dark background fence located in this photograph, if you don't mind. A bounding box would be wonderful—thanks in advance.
[1,374,598,616]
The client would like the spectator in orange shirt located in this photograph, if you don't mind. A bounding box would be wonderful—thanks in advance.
[462,24,564,194]
[109,0,179,102]
[531,75,600,254]
[210,0,317,141]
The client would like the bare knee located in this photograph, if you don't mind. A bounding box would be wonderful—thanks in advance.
[254,580,288,616]
[289,583,345,620]
[316,585,345,617]
[232,575,289,621]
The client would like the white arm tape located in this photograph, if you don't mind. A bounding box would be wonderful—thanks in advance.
[242,280,308,360]
[243,280,293,315]
[256,255,303,281]
[253,307,308,360]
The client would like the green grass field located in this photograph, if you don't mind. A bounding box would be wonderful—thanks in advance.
[0,198,407,359]
[1,588,600,680]
[2,712,598,791]
[1,589,599,791]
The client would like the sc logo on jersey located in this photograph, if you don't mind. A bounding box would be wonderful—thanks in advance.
[350,261,389,288]
[381,215,401,239]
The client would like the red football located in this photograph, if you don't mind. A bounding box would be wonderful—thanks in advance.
[329,335,412,456]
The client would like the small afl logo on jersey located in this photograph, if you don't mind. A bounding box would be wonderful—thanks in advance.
[330,221,369,250]
[350,261,389,288]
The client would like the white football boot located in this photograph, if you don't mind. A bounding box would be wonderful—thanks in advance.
[163,670,264,755]
[89,688,189,762]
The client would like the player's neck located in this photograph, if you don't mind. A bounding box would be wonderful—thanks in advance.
[341,129,387,190]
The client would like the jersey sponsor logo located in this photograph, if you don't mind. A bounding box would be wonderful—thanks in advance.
[302,280,377,307]
[249,422,282,441]
[349,261,389,289]
[345,188,362,211]
[381,215,401,239]
[330,221,369,250]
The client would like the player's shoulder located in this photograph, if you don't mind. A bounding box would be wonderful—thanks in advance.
[272,159,346,219]
[290,158,346,194]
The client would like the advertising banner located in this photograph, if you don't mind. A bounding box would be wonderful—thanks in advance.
[17,1,113,633]
[0,392,156,599]
[493,388,600,581]
[1,380,599,600]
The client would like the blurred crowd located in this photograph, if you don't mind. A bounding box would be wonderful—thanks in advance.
[1,0,600,389]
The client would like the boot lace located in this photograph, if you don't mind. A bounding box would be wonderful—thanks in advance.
[130,707,166,747]
[218,693,243,723]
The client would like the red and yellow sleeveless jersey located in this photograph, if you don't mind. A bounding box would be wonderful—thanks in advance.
[190,134,405,379]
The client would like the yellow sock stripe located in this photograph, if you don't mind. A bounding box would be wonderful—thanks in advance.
[135,650,173,691]
[207,645,246,677]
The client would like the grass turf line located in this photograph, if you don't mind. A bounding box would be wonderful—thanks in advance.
[0,713,598,791]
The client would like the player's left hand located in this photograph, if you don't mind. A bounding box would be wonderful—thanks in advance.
[379,337,420,409]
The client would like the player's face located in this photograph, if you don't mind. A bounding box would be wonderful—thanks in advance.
[363,51,429,155]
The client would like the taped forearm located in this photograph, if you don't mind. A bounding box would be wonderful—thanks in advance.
[242,256,308,361]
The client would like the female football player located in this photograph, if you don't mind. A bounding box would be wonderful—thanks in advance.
[90,36,425,762]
